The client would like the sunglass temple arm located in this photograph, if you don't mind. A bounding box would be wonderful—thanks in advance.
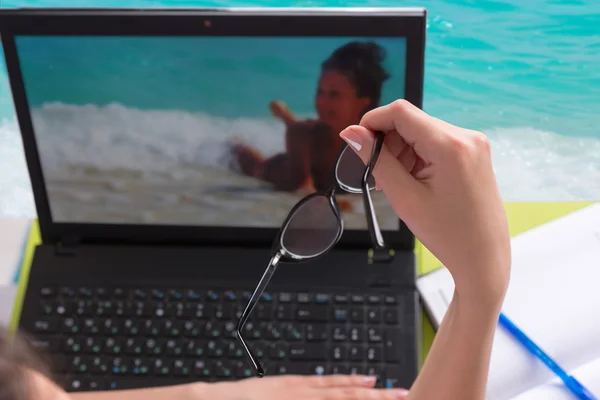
[236,252,281,377]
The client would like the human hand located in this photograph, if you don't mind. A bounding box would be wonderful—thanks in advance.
[269,100,296,124]
[197,375,409,400]
[340,100,511,307]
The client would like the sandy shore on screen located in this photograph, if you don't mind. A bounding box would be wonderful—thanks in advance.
[44,164,399,231]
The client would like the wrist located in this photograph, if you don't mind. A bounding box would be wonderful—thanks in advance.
[451,260,510,313]
[452,289,504,322]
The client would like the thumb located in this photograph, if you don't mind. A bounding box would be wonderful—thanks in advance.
[340,125,420,207]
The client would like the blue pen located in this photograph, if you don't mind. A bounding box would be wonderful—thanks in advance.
[498,312,597,400]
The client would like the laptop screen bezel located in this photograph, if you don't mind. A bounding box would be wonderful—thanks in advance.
[0,8,425,251]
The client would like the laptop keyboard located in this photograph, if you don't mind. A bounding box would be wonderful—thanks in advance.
[28,285,414,392]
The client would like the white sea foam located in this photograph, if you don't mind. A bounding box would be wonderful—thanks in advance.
[29,102,287,172]
[486,127,600,202]
[0,119,36,217]
[0,102,599,220]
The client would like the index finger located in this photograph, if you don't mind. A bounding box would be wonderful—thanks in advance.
[360,99,444,157]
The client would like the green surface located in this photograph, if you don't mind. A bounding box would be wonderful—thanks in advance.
[11,201,597,365]
[10,219,40,331]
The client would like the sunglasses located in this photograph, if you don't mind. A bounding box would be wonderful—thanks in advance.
[236,130,394,377]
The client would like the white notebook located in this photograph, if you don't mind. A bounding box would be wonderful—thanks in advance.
[416,203,600,400]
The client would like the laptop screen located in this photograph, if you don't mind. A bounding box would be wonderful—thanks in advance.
[15,35,406,231]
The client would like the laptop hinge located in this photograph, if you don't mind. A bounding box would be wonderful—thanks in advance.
[368,248,395,264]
[55,235,80,256]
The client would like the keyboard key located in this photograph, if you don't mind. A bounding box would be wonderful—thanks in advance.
[132,358,151,376]
[332,308,348,322]
[289,344,327,361]
[297,293,311,303]
[296,306,328,322]
[29,336,60,352]
[367,308,381,323]
[269,343,287,359]
[349,327,364,342]
[351,294,365,304]
[34,317,58,333]
[173,359,192,377]
[40,286,56,297]
[154,358,170,376]
[224,290,237,302]
[384,365,402,388]
[84,337,103,354]
[334,294,348,303]
[166,339,185,356]
[314,293,330,304]
[60,287,76,298]
[305,324,327,341]
[145,338,163,355]
[194,360,212,377]
[62,317,80,334]
[278,292,292,303]
[186,289,202,301]
[331,345,347,361]
[79,287,93,298]
[350,345,365,361]
[332,326,348,341]
[205,290,219,302]
[367,294,382,304]
[261,292,273,302]
[384,309,398,324]
[286,325,303,341]
[350,308,364,323]
[368,327,383,342]
[169,289,184,301]
[367,346,382,362]
[67,378,84,391]
[384,328,401,363]
[39,301,54,315]
[275,304,294,320]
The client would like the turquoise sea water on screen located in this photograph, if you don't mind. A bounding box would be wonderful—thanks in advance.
[0,0,599,216]
[14,36,406,117]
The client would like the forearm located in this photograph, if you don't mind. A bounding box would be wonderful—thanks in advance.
[70,382,206,400]
[408,290,502,400]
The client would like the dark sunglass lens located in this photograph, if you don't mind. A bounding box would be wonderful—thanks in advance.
[335,146,376,193]
[281,195,341,258]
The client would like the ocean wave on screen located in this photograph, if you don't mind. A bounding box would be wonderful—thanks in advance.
[486,127,600,202]
[8,102,600,205]
[30,102,288,172]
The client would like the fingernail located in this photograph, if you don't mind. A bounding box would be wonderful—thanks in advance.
[395,389,409,398]
[361,376,376,385]
[341,127,363,151]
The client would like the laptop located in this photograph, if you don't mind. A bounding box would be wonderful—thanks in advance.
[0,7,426,393]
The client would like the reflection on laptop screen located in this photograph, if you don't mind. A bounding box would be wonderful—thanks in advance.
[15,36,406,230]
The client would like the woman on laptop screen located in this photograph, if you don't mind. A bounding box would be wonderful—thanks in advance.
[230,41,390,195]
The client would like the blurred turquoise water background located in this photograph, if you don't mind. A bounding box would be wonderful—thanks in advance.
[1,0,599,216]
